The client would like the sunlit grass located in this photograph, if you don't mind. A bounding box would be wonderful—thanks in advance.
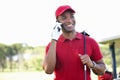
[0,71,98,80]
[0,71,54,80]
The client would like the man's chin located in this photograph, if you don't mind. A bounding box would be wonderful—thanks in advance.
[65,30,75,33]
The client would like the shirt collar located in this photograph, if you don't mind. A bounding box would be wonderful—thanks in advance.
[59,32,83,42]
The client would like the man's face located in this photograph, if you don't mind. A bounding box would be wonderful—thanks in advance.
[57,10,76,33]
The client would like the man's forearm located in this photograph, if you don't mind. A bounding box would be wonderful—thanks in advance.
[43,40,57,74]
[92,63,106,75]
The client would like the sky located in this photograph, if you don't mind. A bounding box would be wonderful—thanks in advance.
[0,0,120,47]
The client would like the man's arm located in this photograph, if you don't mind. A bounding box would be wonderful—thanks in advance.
[42,22,62,74]
[42,40,57,74]
[91,59,106,75]
[79,54,106,75]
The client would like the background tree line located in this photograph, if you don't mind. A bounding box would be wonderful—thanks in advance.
[0,43,43,72]
[0,43,119,72]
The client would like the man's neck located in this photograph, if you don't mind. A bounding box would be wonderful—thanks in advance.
[62,31,76,40]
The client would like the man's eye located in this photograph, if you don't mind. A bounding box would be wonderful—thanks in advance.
[71,15,74,19]
[61,17,66,20]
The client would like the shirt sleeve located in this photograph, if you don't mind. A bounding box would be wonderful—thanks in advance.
[90,38,103,61]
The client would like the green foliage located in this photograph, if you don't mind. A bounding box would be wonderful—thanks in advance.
[100,44,120,68]
[115,48,120,67]
[0,42,119,72]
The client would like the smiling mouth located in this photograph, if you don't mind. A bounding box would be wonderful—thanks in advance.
[66,24,73,27]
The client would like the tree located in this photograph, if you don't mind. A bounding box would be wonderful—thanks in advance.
[0,43,8,72]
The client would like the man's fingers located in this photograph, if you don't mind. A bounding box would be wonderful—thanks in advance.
[78,54,81,57]
[78,54,89,64]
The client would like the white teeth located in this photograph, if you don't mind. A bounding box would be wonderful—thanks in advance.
[67,24,73,26]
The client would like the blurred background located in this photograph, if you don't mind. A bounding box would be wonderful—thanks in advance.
[0,0,120,80]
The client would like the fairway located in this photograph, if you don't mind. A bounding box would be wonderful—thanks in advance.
[0,71,98,80]
[0,71,54,80]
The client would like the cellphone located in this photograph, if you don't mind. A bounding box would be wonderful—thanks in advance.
[56,20,63,28]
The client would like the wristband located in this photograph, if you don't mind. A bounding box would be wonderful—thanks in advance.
[90,61,96,69]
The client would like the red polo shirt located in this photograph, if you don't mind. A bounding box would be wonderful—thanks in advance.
[46,32,103,80]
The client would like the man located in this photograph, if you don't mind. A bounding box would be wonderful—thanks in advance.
[42,5,106,80]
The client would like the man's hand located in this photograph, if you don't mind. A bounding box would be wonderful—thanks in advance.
[51,22,62,41]
[78,54,94,68]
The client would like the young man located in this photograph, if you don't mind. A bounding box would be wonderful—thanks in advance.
[42,5,106,80]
